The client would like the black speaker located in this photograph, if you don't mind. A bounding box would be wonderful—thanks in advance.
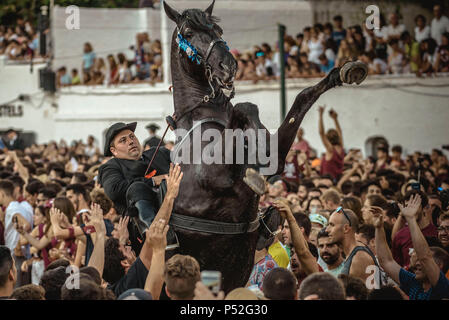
[39,68,56,93]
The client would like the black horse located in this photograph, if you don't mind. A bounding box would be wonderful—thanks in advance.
[163,0,367,293]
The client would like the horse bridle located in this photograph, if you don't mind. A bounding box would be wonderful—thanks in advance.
[176,19,233,106]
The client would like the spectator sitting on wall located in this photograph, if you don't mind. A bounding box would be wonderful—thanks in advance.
[318,53,335,75]
[71,69,81,85]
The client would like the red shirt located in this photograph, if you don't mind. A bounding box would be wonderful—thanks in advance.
[392,223,438,267]
[320,148,344,180]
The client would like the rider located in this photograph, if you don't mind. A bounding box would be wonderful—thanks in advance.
[98,121,176,254]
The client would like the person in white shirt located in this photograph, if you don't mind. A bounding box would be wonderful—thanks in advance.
[0,180,33,288]
[431,4,449,45]
[414,14,431,43]
[383,13,406,42]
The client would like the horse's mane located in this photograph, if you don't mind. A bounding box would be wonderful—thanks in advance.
[180,9,223,35]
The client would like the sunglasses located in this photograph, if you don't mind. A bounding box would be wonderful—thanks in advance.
[336,206,351,227]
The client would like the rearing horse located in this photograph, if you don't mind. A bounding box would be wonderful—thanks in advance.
[163,0,367,293]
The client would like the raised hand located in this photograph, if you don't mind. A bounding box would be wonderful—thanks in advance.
[166,163,183,199]
[318,105,326,115]
[117,216,130,245]
[89,203,106,235]
[50,207,64,225]
[273,199,293,219]
[14,219,26,235]
[297,151,307,166]
[398,194,422,221]
[329,108,338,119]
[146,218,169,252]
[369,206,384,229]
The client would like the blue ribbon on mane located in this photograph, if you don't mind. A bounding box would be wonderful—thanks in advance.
[176,32,230,65]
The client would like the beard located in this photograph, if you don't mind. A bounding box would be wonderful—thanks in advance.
[321,253,340,265]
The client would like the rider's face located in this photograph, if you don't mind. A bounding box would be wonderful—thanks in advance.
[110,129,142,160]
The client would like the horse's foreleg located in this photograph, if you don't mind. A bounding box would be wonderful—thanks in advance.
[273,67,343,174]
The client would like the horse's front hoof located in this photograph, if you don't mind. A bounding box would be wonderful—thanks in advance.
[340,61,368,85]
[243,168,266,196]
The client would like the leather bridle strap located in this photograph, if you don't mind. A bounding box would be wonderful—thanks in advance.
[205,38,227,63]
[169,213,260,235]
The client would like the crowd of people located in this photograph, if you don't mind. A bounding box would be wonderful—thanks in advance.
[3,5,449,89]
[0,18,46,61]
[56,32,163,88]
[0,101,448,300]
[234,5,449,82]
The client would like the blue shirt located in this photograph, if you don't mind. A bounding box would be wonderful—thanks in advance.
[320,59,335,74]
[332,30,346,48]
[399,268,449,300]
[83,52,96,69]
[60,74,72,85]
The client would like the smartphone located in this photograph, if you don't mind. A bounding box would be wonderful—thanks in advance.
[411,182,421,190]
[201,270,222,295]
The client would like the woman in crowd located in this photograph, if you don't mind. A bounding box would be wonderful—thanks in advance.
[107,54,119,85]
[318,106,345,181]
[15,205,54,284]
[307,26,324,65]
[82,42,96,83]
[414,14,431,44]
[116,53,132,84]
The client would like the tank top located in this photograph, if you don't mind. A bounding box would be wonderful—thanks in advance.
[341,245,382,288]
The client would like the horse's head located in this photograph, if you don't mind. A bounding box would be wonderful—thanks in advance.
[164,0,237,101]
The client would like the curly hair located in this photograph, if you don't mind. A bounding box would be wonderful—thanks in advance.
[164,254,201,300]
[103,238,126,285]
[90,189,113,215]
[10,284,46,300]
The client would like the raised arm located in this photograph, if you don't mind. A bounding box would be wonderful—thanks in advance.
[373,206,401,284]
[139,163,183,269]
[337,162,359,192]
[273,199,318,275]
[87,203,106,277]
[318,105,334,153]
[143,218,168,300]
[16,224,51,251]
[399,194,441,286]
[9,151,29,184]
[329,109,344,149]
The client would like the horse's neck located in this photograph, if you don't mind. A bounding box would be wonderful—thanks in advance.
[170,46,208,113]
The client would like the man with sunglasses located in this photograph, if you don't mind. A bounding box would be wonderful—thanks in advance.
[326,206,380,287]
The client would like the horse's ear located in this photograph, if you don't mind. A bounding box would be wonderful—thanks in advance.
[163,1,181,24]
[204,0,215,16]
